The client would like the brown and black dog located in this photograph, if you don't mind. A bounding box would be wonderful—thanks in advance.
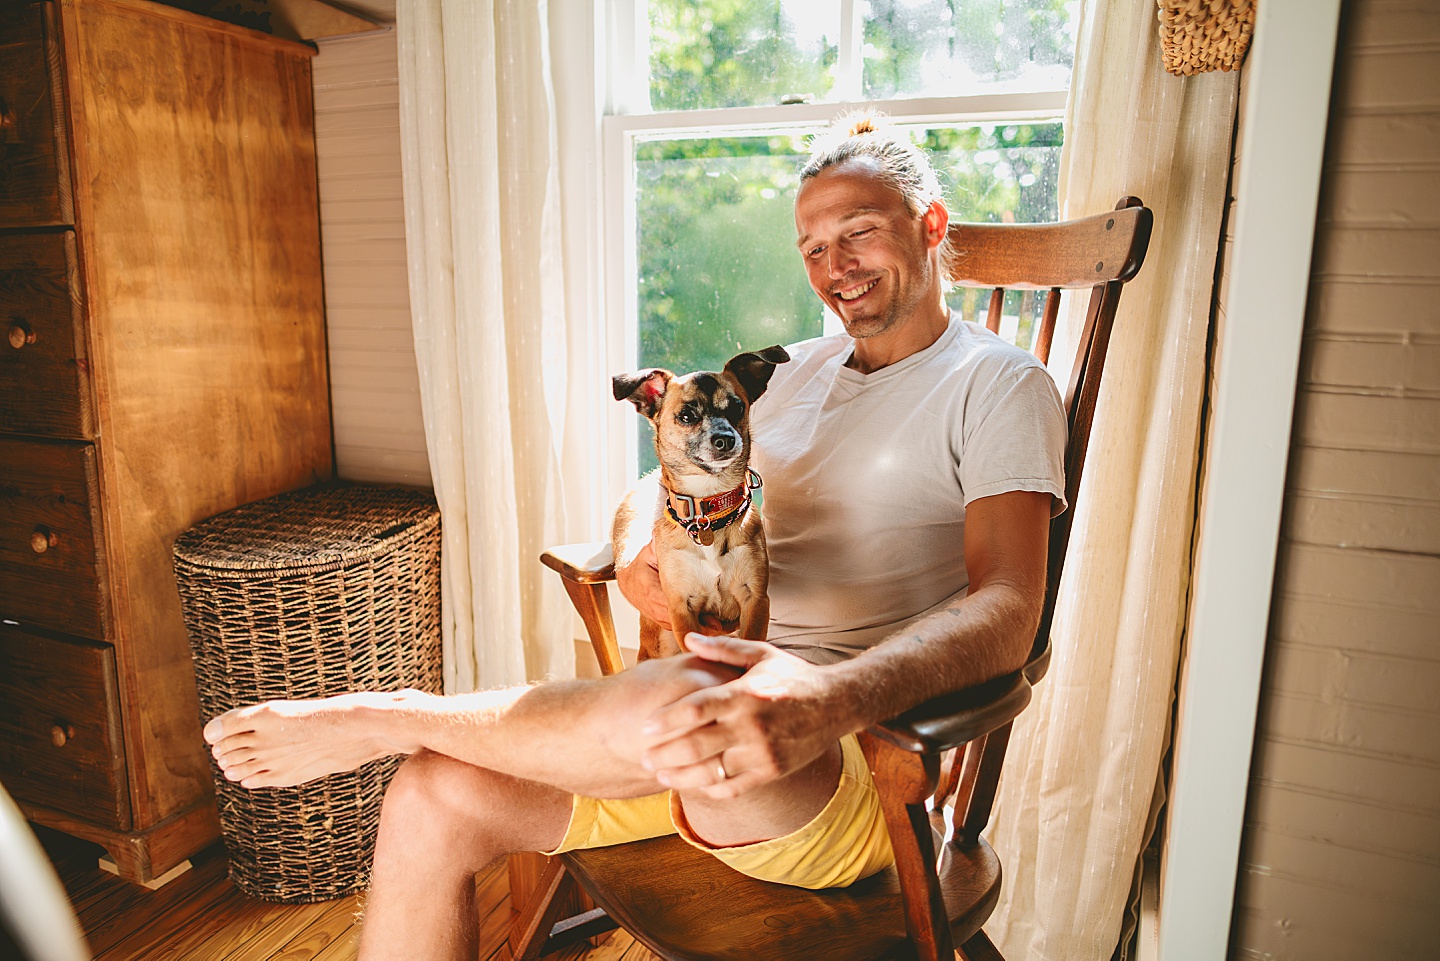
[611,346,790,660]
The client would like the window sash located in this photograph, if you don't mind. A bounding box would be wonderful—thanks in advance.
[600,1,1074,483]
[601,91,1067,477]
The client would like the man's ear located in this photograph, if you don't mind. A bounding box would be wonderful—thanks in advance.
[612,368,672,419]
[922,198,949,250]
[724,346,790,403]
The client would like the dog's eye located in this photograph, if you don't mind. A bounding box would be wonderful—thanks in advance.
[676,409,698,425]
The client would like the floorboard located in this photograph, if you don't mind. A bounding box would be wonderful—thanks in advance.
[32,826,662,961]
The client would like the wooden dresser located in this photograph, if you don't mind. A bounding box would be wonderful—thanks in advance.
[0,0,332,884]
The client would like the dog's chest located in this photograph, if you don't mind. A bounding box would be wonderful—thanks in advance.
[665,540,757,607]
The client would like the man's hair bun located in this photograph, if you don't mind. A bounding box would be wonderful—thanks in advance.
[848,116,879,137]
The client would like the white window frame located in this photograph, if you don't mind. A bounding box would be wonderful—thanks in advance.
[600,0,1071,492]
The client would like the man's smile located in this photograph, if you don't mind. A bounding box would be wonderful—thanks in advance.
[835,278,879,301]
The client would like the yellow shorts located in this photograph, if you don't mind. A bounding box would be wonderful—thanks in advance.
[542,734,893,890]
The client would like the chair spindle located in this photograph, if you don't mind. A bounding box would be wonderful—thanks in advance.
[957,724,1013,848]
[1035,287,1062,365]
[985,288,1004,333]
[858,734,954,961]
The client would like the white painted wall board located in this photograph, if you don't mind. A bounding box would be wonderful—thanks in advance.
[312,30,431,488]
[1156,0,1343,957]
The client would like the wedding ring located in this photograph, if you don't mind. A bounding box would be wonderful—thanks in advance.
[715,757,728,782]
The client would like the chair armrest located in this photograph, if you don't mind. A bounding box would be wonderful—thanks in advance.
[1023,643,1052,685]
[867,671,1032,755]
[540,542,616,584]
[541,542,625,676]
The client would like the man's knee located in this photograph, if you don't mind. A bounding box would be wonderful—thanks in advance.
[379,749,571,856]
[381,749,475,828]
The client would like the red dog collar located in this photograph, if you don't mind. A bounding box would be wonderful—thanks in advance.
[665,469,762,545]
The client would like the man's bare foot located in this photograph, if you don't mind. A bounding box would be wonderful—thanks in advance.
[203,691,425,789]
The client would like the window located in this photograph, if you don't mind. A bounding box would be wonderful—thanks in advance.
[605,1,1078,474]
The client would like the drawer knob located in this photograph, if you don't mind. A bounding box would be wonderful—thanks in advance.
[6,321,33,349]
[0,97,17,145]
[50,724,75,748]
[31,527,59,553]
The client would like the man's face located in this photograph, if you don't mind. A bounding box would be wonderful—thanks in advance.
[793,158,944,341]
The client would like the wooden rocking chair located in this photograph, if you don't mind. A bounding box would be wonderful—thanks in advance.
[513,198,1153,961]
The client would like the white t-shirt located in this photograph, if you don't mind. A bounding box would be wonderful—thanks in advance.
[751,316,1067,662]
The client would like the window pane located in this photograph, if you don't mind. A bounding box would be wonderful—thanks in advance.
[863,0,1078,99]
[634,135,823,473]
[649,0,841,110]
[924,120,1064,348]
[632,121,1063,473]
[925,121,1063,223]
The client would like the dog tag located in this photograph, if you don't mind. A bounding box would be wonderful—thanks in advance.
[695,528,715,547]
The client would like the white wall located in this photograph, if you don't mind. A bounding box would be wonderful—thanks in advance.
[1157,0,1341,956]
[312,29,432,488]
[1228,1,1440,957]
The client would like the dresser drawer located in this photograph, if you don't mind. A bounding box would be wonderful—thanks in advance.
[0,624,129,829]
[0,438,107,639]
[0,232,91,438]
[0,2,73,227]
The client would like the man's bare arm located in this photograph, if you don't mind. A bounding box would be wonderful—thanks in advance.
[640,489,1050,798]
[821,488,1048,722]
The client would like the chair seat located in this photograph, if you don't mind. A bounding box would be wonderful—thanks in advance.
[561,826,1001,961]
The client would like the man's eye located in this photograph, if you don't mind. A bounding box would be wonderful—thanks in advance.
[851,227,874,239]
[806,245,825,259]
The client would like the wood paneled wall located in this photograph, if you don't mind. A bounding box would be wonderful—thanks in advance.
[1229,2,1440,958]
[312,30,431,487]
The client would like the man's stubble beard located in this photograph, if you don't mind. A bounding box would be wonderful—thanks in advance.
[839,255,934,341]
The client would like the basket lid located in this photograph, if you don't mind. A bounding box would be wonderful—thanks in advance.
[173,484,440,573]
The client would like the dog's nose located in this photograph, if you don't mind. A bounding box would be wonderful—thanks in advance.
[711,432,735,453]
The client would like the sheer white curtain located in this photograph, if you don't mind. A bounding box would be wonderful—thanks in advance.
[986,0,1240,956]
[396,0,575,691]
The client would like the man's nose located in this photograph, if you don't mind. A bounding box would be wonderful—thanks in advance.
[827,246,856,279]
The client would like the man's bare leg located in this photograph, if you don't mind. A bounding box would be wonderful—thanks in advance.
[203,655,743,798]
[356,750,573,960]
[205,655,846,958]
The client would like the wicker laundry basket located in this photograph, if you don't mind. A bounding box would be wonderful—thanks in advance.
[173,484,443,902]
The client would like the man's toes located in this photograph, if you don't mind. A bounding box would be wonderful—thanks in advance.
[215,751,257,772]
[211,736,256,761]
[221,759,269,782]
[203,709,258,745]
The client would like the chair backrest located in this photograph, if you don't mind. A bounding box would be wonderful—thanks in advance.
[945,197,1153,670]
[870,199,1154,961]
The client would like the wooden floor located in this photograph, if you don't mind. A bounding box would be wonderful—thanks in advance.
[36,828,662,961]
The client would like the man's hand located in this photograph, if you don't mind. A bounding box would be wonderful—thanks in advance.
[615,542,728,635]
[615,540,672,628]
[639,635,856,799]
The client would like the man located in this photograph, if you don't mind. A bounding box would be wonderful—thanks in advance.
[204,114,1066,959]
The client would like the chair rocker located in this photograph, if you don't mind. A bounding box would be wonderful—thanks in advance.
[513,198,1154,961]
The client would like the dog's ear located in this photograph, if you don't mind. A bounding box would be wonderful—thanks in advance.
[612,368,672,419]
[724,346,790,403]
